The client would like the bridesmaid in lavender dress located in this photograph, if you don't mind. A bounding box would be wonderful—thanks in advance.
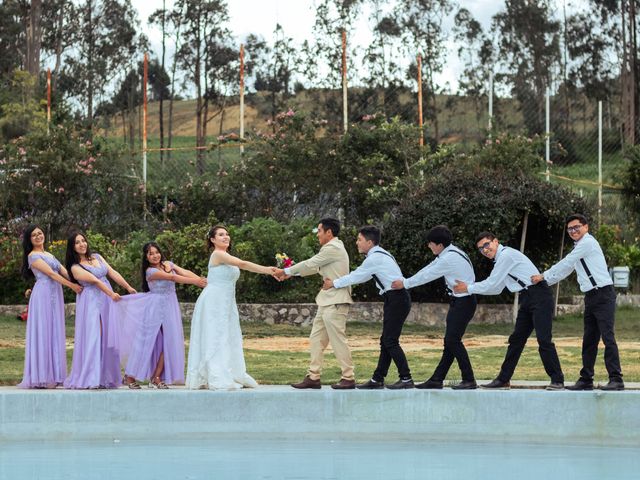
[18,225,82,389]
[120,242,206,389]
[63,232,136,389]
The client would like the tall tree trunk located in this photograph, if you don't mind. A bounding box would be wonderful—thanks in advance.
[562,0,571,133]
[159,0,166,165]
[86,0,94,133]
[428,68,439,143]
[631,0,638,144]
[167,6,184,166]
[52,1,63,91]
[194,13,205,175]
[128,78,135,159]
[121,110,126,143]
[195,73,204,174]
[26,0,42,78]
[217,97,227,171]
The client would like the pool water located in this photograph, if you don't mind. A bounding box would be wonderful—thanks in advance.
[1,437,637,480]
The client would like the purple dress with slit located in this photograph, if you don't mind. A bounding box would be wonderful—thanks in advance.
[64,254,121,389]
[18,253,67,388]
[117,262,185,384]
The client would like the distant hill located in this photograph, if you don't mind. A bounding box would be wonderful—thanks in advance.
[101,89,543,143]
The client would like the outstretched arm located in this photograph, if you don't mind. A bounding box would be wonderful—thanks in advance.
[71,265,120,301]
[147,268,207,288]
[101,257,136,294]
[542,240,592,286]
[172,263,201,280]
[30,258,82,294]
[212,251,276,275]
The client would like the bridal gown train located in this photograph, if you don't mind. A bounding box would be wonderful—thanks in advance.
[185,261,258,390]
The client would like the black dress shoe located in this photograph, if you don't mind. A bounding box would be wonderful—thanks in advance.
[415,379,443,389]
[386,379,415,390]
[356,379,384,390]
[451,380,478,390]
[481,378,510,389]
[565,378,594,391]
[545,382,565,391]
[599,379,625,391]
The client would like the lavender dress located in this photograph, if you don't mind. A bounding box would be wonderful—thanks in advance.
[64,254,121,389]
[120,263,185,384]
[17,253,67,388]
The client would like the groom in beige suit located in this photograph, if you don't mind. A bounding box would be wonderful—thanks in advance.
[274,217,355,389]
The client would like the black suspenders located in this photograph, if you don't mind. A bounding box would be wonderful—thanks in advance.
[508,273,528,289]
[448,249,473,269]
[371,250,397,291]
[579,258,598,288]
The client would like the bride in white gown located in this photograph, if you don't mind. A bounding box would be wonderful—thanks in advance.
[186,225,275,390]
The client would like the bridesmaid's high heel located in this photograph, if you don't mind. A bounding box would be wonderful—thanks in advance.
[123,375,141,389]
[149,376,169,389]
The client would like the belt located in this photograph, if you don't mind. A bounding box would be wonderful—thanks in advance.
[519,280,548,293]
[383,288,408,297]
[585,284,614,296]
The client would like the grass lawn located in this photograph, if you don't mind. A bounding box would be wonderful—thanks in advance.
[1,307,638,386]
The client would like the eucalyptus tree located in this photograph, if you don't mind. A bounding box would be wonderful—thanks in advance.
[246,25,300,125]
[361,0,403,117]
[453,7,496,130]
[58,0,142,132]
[491,0,561,135]
[308,0,363,128]
[394,0,456,142]
[41,0,76,92]
[172,0,233,174]
[564,1,620,134]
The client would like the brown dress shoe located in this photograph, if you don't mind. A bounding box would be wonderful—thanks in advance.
[291,376,321,389]
[331,379,356,390]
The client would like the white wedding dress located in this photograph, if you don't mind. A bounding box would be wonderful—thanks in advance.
[185,261,258,390]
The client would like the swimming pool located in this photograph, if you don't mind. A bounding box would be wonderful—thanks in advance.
[1,386,638,479]
[2,437,638,480]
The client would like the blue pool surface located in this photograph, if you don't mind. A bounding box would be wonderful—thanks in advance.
[1,437,638,480]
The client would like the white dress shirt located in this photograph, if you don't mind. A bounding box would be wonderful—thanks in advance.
[333,245,403,295]
[543,232,613,292]
[403,244,475,297]
[467,245,540,295]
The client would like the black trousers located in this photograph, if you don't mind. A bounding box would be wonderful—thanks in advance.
[430,295,477,382]
[372,289,412,382]
[497,281,564,383]
[580,285,622,381]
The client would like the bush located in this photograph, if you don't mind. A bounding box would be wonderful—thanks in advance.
[0,123,143,238]
[594,224,640,271]
[383,163,590,302]
[622,145,640,217]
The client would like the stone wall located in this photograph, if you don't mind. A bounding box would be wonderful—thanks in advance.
[3,295,639,327]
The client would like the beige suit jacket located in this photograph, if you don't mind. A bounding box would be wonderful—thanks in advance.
[287,237,353,307]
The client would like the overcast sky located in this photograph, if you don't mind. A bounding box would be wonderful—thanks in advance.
[131,0,581,94]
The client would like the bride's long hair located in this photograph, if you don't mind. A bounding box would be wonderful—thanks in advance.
[207,225,231,252]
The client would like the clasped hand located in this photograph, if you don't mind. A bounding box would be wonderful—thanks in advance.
[453,280,468,294]
[530,274,544,284]
[271,267,290,282]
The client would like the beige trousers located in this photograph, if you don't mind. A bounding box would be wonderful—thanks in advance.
[307,304,354,381]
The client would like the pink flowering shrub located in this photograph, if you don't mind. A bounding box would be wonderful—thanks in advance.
[0,123,141,237]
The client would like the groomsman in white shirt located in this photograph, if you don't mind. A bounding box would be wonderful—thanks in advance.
[323,225,414,389]
[391,225,478,390]
[454,231,565,390]
[531,214,623,391]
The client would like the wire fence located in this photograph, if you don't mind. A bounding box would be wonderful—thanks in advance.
[113,47,627,217]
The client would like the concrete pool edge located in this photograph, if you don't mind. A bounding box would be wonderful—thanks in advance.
[1,386,638,446]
